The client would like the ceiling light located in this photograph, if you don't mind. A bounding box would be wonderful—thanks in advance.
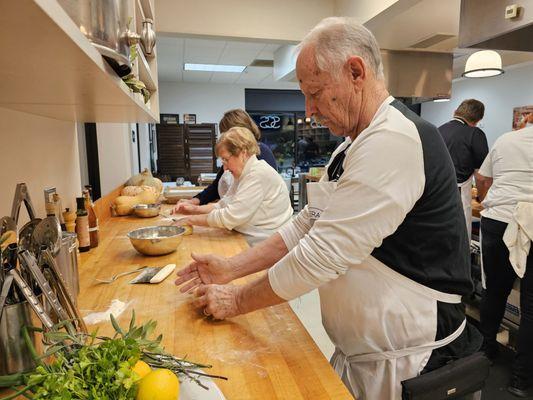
[433,98,450,102]
[462,50,504,78]
[183,63,246,73]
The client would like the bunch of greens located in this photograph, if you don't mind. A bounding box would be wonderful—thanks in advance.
[122,73,151,104]
[0,312,226,399]
[122,36,151,104]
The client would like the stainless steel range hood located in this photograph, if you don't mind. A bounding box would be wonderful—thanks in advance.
[274,46,452,101]
[459,0,533,52]
[382,50,452,99]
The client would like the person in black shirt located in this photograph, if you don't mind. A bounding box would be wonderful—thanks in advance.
[438,99,489,240]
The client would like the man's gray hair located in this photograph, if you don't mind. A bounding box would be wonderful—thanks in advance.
[300,17,384,81]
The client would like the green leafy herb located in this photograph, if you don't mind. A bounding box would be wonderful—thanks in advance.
[0,311,227,399]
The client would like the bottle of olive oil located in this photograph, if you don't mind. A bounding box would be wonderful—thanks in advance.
[75,197,90,252]
[83,187,99,248]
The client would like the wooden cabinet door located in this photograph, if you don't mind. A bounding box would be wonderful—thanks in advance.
[184,123,216,183]
[156,115,187,180]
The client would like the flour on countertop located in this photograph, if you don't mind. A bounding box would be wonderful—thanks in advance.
[83,299,132,325]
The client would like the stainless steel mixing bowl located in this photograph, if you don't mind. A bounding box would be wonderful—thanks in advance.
[127,226,185,256]
[133,203,161,218]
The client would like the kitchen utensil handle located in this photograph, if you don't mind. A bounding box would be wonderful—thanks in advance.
[42,250,88,333]
[98,266,148,283]
[10,183,36,223]
[10,269,54,330]
[0,274,14,322]
[19,250,71,324]
[150,263,176,284]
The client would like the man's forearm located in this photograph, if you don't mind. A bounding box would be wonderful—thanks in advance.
[229,233,289,280]
[475,171,492,202]
[236,273,285,314]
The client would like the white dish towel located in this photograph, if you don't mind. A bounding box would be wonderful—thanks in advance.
[503,202,533,278]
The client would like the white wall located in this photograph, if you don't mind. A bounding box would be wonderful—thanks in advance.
[159,81,245,124]
[76,123,89,187]
[159,81,299,124]
[96,123,135,195]
[421,62,533,147]
[0,108,81,223]
[138,123,151,172]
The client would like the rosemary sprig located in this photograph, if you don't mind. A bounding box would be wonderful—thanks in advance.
[0,311,227,398]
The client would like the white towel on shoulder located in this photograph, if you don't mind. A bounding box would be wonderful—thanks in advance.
[503,202,533,278]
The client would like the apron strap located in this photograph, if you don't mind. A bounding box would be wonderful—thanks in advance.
[367,257,463,304]
[343,319,467,363]
[327,143,351,181]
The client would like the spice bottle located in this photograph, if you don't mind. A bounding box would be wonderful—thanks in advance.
[63,207,76,233]
[83,187,99,248]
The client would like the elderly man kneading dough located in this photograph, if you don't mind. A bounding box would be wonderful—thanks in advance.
[175,17,479,399]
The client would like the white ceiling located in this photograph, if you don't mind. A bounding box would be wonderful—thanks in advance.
[156,0,533,85]
[368,0,533,77]
[157,36,297,87]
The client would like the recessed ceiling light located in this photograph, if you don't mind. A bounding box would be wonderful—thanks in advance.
[183,63,246,73]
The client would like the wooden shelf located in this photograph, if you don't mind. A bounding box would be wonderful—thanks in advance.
[136,45,157,91]
[135,0,145,37]
[0,0,158,123]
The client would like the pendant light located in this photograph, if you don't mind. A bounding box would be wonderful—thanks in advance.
[462,50,504,78]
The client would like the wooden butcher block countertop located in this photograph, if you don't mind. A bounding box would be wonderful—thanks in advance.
[74,207,352,399]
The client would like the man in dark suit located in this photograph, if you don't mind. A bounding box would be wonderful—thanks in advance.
[438,99,489,240]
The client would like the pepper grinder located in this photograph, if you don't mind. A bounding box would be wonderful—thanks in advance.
[62,208,76,233]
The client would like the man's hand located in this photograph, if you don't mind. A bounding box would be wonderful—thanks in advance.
[193,284,242,319]
[175,253,234,293]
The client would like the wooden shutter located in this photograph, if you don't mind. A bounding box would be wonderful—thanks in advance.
[156,115,187,179]
[184,123,216,183]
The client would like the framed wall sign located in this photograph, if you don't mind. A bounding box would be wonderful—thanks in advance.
[183,113,197,124]
[512,105,533,130]
[160,114,179,124]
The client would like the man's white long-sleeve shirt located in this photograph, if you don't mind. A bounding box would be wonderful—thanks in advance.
[269,96,473,300]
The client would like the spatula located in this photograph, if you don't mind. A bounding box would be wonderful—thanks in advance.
[129,264,176,284]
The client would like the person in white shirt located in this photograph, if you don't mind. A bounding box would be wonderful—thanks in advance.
[173,127,292,245]
[476,113,533,397]
[174,17,479,400]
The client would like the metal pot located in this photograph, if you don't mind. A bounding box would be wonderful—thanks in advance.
[0,301,37,375]
[53,232,79,305]
[58,0,139,66]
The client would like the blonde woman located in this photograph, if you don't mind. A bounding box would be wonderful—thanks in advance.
[173,127,292,244]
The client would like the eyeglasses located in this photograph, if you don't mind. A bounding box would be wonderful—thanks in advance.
[219,154,233,164]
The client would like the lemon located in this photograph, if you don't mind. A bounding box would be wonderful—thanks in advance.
[132,360,152,379]
[182,224,193,236]
[136,368,180,400]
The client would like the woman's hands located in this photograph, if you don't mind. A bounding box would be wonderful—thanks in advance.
[172,199,200,215]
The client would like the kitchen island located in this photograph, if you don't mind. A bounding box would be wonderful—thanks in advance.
[75,209,352,399]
